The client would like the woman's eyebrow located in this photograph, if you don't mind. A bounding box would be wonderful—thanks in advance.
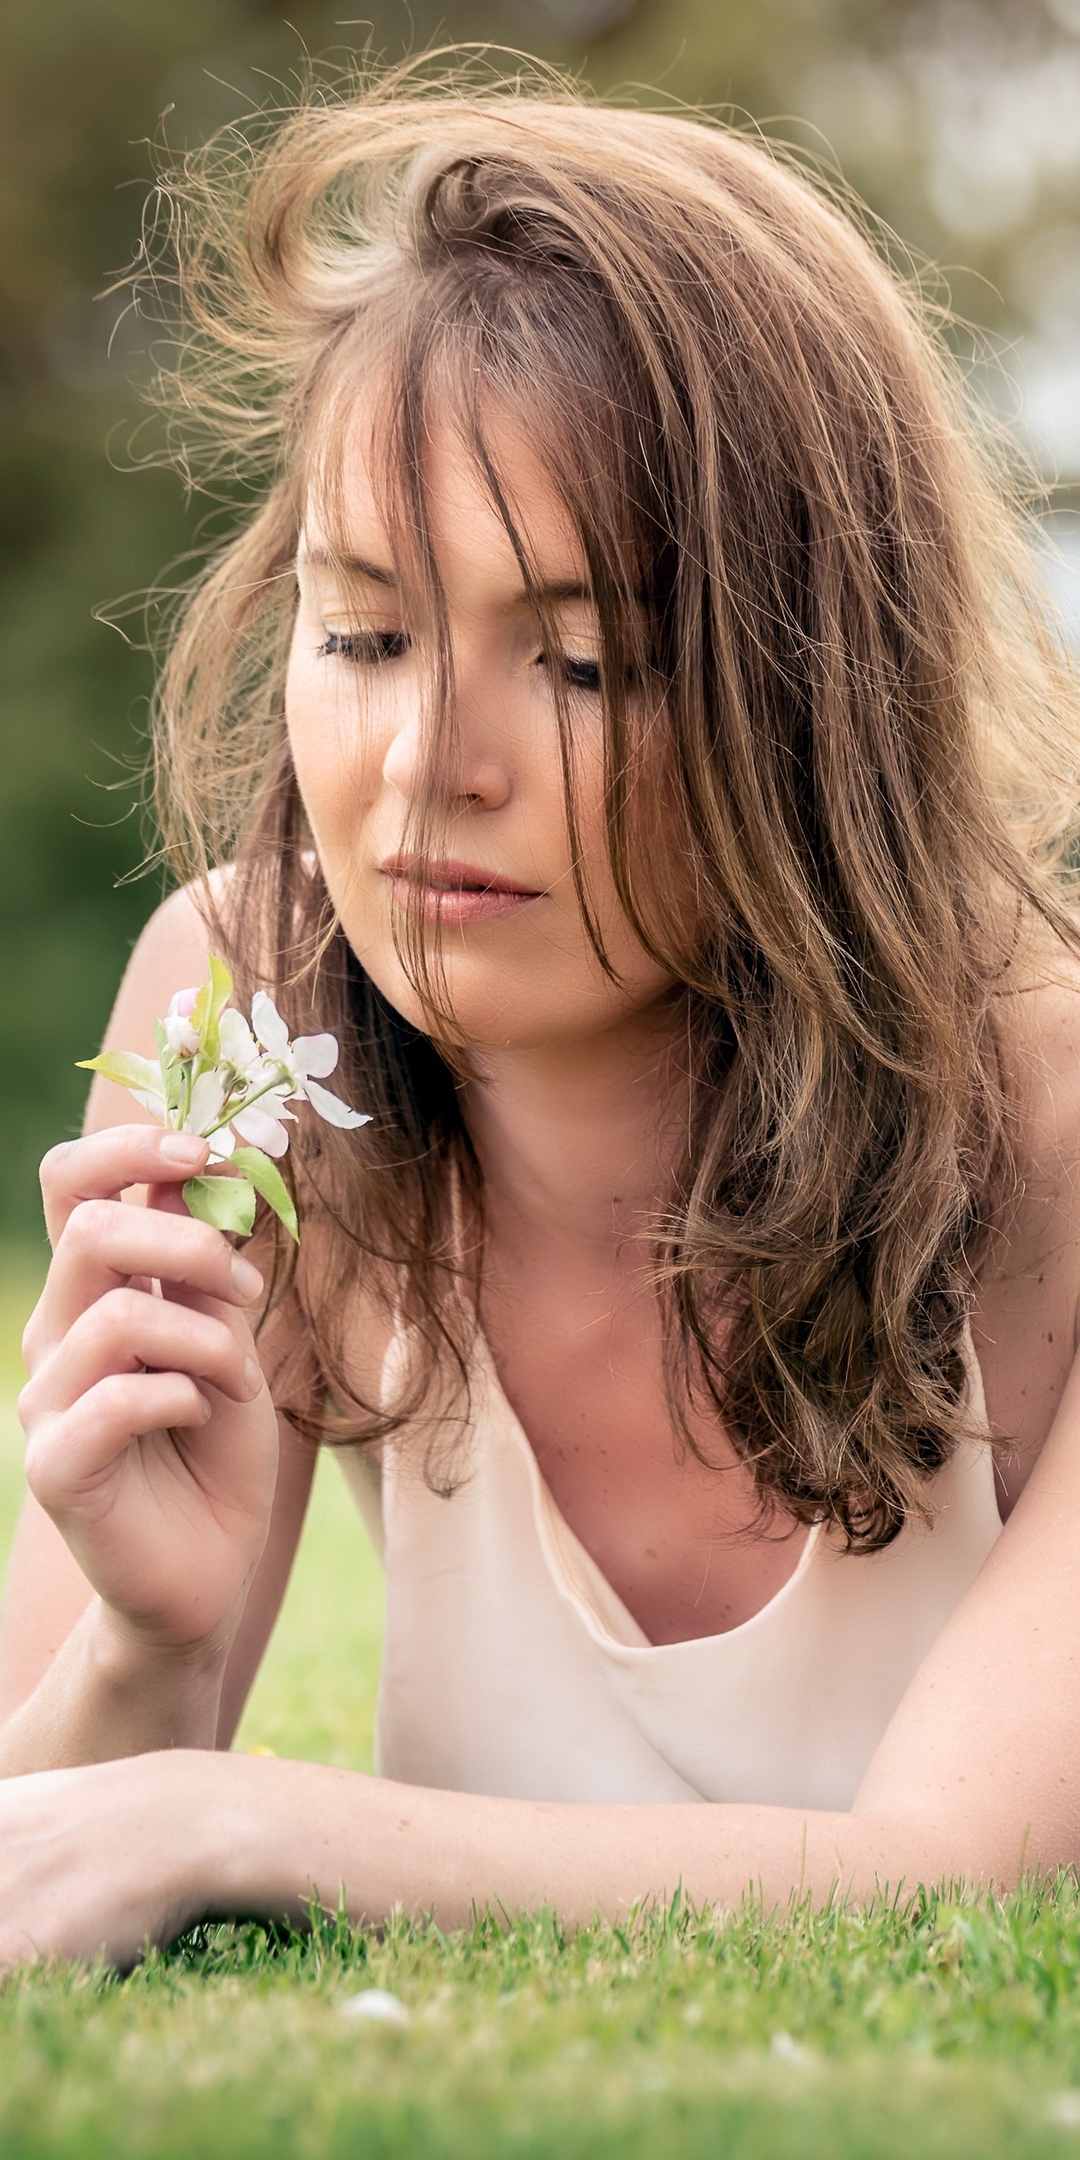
[530,580,593,603]
[297,548,396,585]
[298,550,593,606]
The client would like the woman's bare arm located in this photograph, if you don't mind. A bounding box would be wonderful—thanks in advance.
[173,1302,1068,1927]
[0,1406,315,1771]
[0,883,316,1772]
[6,1305,1080,1968]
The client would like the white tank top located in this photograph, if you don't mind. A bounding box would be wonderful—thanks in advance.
[337,1320,1000,1809]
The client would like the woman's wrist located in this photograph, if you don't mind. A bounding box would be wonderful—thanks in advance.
[0,1603,232,1778]
[81,1600,231,1750]
[128,1749,249,1935]
[197,1751,363,1923]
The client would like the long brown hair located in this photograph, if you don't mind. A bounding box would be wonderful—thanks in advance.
[138,53,1080,1547]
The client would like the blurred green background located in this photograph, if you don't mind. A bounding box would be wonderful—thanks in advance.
[3,0,1080,1251]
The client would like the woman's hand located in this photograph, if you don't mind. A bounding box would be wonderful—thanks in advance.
[0,1752,215,1971]
[17,1126,280,1669]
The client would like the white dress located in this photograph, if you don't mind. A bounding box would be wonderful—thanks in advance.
[337,1321,1000,1809]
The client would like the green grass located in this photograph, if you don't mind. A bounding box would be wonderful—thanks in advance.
[2,1253,1080,2158]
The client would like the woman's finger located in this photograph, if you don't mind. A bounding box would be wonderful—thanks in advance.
[19,1286,263,1423]
[23,1374,215,1515]
[38,1128,209,1248]
[28,1197,264,1354]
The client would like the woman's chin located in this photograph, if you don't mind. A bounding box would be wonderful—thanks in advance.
[350,948,678,1061]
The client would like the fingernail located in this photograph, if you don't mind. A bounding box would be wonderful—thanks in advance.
[161,1134,206,1167]
[243,1356,263,1398]
[232,1255,264,1302]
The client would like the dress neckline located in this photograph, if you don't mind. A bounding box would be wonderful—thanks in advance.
[473,1324,823,1653]
[471,1314,995,1655]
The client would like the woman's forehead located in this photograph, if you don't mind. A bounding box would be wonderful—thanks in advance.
[301,391,591,599]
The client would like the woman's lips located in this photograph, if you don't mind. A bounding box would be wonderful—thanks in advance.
[379,857,544,927]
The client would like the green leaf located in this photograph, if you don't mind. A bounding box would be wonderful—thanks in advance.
[149,1022,187,1119]
[191,953,233,1073]
[231,1147,300,1242]
[165,1057,186,1121]
[181,1173,256,1238]
[76,1051,162,1097]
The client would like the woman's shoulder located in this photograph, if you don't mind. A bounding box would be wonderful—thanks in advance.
[83,872,234,1132]
[970,923,1080,1489]
[979,920,1080,1357]
[1000,922,1080,1190]
[106,871,236,1054]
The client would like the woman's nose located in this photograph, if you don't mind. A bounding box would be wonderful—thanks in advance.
[380,705,511,811]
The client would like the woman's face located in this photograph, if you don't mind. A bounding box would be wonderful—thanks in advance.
[286,398,678,1055]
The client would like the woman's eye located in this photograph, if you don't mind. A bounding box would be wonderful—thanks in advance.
[565,657,602,693]
[318,629,410,663]
[536,651,603,694]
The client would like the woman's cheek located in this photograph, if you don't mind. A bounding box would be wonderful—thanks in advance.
[286,661,381,852]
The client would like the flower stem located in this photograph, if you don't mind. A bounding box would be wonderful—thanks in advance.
[200,1067,292,1142]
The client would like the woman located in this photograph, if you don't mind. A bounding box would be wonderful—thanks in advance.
[3,62,1080,1968]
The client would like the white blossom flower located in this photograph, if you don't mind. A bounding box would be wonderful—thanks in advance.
[251,990,370,1130]
[217,1006,263,1083]
[230,1096,296,1158]
[163,986,201,1058]
[78,953,370,1242]
[185,1070,235,1161]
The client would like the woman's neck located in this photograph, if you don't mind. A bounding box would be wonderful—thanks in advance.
[462,1008,688,1258]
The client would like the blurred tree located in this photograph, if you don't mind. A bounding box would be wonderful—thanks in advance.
[1,0,1077,1234]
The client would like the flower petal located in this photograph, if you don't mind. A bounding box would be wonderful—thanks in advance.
[291,1032,340,1081]
[186,1069,226,1132]
[167,988,200,1020]
[304,1079,372,1130]
[163,1014,200,1056]
[131,1087,167,1121]
[231,1105,292,1157]
[251,991,292,1066]
[219,1008,261,1075]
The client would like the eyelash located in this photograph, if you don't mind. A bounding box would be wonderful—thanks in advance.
[317,629,602,695]
[542,654,603,695]
[318,631,409,664]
